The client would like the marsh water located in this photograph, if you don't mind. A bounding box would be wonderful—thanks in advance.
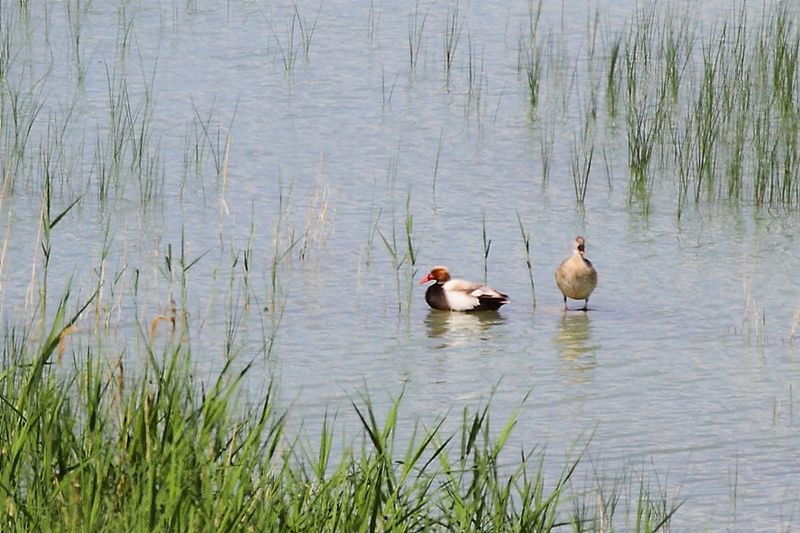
[1,0,799,529]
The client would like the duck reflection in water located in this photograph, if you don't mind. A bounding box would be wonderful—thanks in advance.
[425,310,505,348]
[555,312,598,383]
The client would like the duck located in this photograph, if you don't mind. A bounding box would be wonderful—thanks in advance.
[419,266,509,312]
[555,236,597,311]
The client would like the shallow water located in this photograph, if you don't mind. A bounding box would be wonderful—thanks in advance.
[1,0,799,529]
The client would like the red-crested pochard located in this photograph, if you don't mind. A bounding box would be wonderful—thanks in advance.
[555,236,597,311]
[420,266,509,312]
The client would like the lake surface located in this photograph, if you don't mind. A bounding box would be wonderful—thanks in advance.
[1,0,799,529]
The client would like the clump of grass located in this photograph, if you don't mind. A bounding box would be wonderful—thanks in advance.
[377,190,418,314]
[0,294,684,530]
[34,178,81,320]
[64,0,89,82]
[539,121,554,185]
[408,0,429,71]
[381,65,399,106]
[624,89,663,205]
[522,43,542,114]
[621,9,668,205]
[518,0,543,115]
[571,98,596,204]
[465,35,487,124]
[443,0,465,86]
[261,1,321,74]
[1,77,46,195]
[89,34,164,213]
[605,35,623,118]
[267,180,299,313]
[691,38,723,200]
[294,0,322,59]
[605,4,800,211]
[297,156,336,264]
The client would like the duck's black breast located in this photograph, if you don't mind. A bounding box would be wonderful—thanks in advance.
[425,283,450,311]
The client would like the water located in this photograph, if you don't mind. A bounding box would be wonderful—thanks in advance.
[1,0,799,529]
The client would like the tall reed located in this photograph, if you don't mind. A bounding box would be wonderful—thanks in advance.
[516,211,536,309]
[262,1,321,74]
[408,0,429,71]
[571,98,596,204]
[465,35,487,124]
[443,0,465,85]
[518,0,543,115]
[481,212,491,284]
[607,4,800,210]
[377,191,418,314]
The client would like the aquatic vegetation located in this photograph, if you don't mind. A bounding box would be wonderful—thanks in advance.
[408,0,430,71]
[624,4,800,208]
[571,99,596,204]
[481,212,491,283]
[518,0,544,116]
[443,0,465,85]
[431,127,445,202]
[261,0,322,74]
[516,2,800,210]
[0,292,681,531]
[0,1,796,528]
[377,189,419,314]
[516,211,536,309]
[465,35,488,125]
[298,170,335,263]
[538,122,554,185]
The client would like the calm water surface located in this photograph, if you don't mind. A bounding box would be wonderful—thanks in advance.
[1,1,799,529]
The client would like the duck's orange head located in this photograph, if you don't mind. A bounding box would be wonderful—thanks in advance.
[419,266,451,285]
